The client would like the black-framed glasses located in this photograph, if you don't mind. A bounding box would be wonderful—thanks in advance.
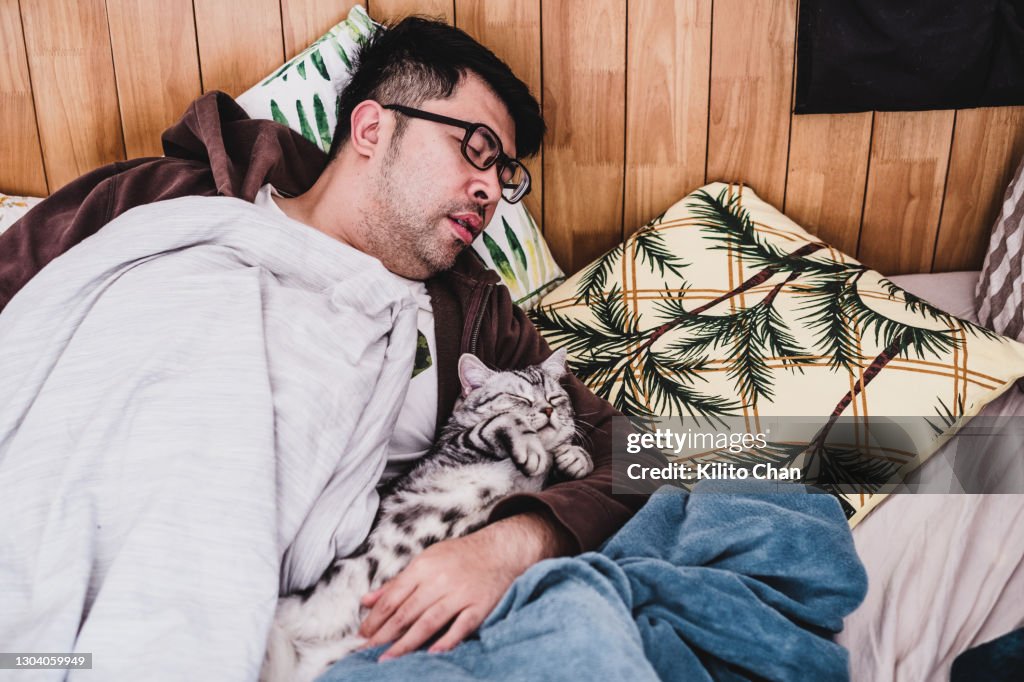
[383,104,531,204]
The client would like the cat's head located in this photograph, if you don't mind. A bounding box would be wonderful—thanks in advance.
[455,348,575,450]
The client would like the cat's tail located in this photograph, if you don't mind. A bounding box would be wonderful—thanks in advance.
[259,619,300,682]
[292,635,368,682]
[260,555,373,680]
[261,627,365,682]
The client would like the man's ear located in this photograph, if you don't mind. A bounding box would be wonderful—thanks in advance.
[348,100,386,159]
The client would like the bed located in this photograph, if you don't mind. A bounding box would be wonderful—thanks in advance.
[2,1,1023,680]
[840,270,1024,680]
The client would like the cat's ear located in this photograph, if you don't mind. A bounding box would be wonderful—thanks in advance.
[541,347,568,380]
[458,353,495,395]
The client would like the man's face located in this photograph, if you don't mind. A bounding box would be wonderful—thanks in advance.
[363,74,517,280]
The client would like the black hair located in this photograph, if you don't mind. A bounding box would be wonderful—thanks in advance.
[328,16,545,162]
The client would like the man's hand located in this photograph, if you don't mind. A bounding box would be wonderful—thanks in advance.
[358,510,575,660]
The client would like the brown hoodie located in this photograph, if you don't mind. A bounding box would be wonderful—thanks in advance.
[0,91,657,553]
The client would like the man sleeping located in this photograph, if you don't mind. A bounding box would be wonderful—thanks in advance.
[0,15,871,682]
[0,17,658,680]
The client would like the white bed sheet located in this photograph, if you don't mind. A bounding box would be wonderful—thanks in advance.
[838,271,1024,681]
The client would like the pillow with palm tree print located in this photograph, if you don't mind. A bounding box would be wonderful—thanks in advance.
[530,182,1024,525]
[235,5,564,310]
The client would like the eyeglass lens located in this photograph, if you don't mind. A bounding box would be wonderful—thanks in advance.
[465,127,528,202]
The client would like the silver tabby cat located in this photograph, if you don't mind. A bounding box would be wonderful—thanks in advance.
[260,348,592,681]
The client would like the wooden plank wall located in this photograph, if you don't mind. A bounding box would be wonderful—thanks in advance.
[2,0,1023,276]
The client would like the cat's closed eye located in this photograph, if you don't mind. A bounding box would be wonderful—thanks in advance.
[497,393,532,407]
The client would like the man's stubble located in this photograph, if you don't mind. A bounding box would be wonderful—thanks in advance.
[364,133,468,280]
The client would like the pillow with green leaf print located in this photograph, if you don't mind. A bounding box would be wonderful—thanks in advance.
[236,5,376,153]
[0,193,42,236]
[236,4,564,309]
[472,206,564,309]
[530,181,1024,527]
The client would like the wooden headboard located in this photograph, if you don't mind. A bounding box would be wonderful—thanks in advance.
[3,0,1023,276]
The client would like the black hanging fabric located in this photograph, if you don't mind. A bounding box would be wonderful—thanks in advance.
[795,0,1024,114]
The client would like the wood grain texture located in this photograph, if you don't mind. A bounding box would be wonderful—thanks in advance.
[106,0,202,159]
[5,0,1015,270]
[707,0,796,208]
[282,0,364,58]
[858,110,955,275]
[933,106,1024,272]
[0,0,47,196]
[624,0,711,231]
[369,0,453,24]
[455,0,543,226]
[193,0,284,97]
[19,0,124,192]
[785,112,872,255]
[541,0,627,273]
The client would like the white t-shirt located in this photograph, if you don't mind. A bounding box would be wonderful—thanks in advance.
[254,184,438,478]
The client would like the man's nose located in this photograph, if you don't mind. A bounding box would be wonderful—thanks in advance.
[470,165,502,206]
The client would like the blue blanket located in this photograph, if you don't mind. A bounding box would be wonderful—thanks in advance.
[318,482,867,681]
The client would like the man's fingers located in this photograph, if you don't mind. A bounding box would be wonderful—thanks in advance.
[358,578,416,638]
[364,586,441,647]
[428,608,483,654]
[360,587,384,608]
[379,600,456,660]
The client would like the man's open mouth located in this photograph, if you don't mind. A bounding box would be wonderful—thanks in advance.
[448,213,482,244]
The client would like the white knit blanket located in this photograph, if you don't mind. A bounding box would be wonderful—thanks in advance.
[0,197,418,680]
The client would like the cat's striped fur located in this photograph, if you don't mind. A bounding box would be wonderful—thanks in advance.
[260,348,592,681]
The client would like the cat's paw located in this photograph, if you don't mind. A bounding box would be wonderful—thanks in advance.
[511,433,551,477]
[554,444,593,479]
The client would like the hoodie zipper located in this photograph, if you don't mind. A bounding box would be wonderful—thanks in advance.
[468,283,494,356]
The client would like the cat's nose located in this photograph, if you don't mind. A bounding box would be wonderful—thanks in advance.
[541,406,553,417]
